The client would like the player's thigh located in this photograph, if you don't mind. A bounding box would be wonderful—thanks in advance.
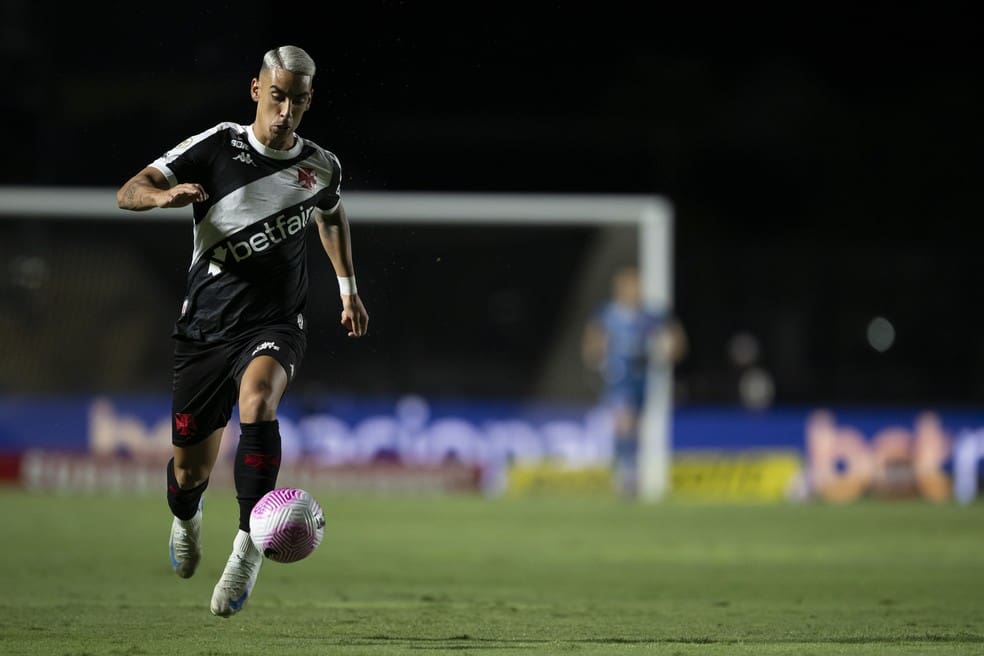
[238,355,290,421]
[171,339,238,447]
[233,328,306,422]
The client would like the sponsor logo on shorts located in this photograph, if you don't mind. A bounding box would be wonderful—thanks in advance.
[252,341,281,356]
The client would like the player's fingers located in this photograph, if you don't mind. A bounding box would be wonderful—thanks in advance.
[347,313,364,338]
[175,184,207,202]
[179,184,207,202]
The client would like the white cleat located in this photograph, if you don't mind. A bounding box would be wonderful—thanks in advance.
[210,530,263,617]
[169,507,202,579]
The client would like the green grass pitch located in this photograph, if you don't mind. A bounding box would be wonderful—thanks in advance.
[2,489,983,655]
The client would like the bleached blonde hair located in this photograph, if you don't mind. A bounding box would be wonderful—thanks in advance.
[261,45,316,77]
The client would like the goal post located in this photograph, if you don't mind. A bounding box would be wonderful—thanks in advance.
[0,187,675,500]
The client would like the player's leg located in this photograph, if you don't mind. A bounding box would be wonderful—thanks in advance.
[212,331,301,618]
[167,339,238,579]
[234,354,289,533]
[612,403,641,496]
[609,376,646,497]
[167,428,222,578]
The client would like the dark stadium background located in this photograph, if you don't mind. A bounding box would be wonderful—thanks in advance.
[1,2,980,406]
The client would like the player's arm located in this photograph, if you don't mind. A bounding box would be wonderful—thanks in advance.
[650,317,689,365]
[581,319,607,372]
[315,201,369,338]
[116,166,208,211]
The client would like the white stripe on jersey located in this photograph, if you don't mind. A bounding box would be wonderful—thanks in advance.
[191,150,336,267]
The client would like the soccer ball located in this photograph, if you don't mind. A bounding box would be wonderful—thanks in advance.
[249,488,326,563]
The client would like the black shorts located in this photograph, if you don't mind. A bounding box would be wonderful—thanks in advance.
[170,326,306,446]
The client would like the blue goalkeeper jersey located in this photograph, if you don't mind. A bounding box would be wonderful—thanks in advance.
[596,301,666,394]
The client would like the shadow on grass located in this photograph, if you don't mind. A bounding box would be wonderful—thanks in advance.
[318,632,984,649]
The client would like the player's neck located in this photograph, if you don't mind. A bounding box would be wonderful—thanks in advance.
[250,123,296,151]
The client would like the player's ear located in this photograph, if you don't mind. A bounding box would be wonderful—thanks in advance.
[250,77,260,102]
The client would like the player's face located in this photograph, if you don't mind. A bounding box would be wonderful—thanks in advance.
[250,67,313,148]
[614,269,642,307]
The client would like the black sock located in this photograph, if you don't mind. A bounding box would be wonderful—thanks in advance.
[166,457,208,521]
[235,420,282,532]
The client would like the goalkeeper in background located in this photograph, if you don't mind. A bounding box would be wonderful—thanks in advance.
[582,266,687,496]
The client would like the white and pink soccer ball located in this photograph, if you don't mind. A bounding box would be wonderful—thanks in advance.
[249,488,326,563]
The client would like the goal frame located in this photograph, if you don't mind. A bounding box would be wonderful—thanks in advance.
[0,187,675,500]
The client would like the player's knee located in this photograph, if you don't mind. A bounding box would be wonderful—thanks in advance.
[174,462,210,489]
[239,382,278,423]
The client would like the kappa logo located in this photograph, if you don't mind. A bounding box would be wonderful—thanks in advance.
[252,341,281,356]
[233,152,256,166]
[297,167,316,190]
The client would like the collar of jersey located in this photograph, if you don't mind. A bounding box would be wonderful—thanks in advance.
[246,123,304,160]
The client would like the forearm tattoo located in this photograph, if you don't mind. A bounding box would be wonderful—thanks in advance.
[122,182,138,207]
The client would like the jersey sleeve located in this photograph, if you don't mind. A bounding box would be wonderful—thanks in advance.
[316,151,342,213]
[148,123,230,188]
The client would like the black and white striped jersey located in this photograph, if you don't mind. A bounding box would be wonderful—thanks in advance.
[149,122,341,343]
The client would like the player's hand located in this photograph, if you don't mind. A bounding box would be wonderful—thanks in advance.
[157,183,208,208]
[340,294,368,337]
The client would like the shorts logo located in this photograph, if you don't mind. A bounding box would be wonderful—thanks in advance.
[252,341,281,356]
[243,453,281,470]
[174,413,197,437]
[297,313,304,330]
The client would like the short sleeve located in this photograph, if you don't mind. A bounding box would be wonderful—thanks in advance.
[316,151,342,213]
[148,123,229,188]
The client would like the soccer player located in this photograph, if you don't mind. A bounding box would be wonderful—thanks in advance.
[582,266,686,496]
[116,45,368,617]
